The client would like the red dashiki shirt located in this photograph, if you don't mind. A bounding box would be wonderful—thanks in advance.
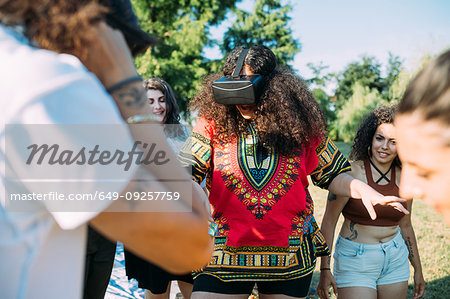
[179,117,351,281]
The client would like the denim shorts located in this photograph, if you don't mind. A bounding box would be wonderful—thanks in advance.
[333,230,410,289]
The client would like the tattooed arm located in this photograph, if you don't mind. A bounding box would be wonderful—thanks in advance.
[317,192,350,299]
[399,199,425,299]
[83,22,213,273]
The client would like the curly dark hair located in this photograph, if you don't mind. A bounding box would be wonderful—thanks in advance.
[190,45,326,156]
[0,0,106,60]
[350,104,400,166]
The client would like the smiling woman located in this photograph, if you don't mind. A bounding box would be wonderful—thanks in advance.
[144,78,181,125]
[124,77,194,299]
[318,104,425,299]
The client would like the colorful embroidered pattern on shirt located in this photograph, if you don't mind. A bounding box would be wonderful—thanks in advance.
[213,211,230,237]
[291,188,315,236]
[237,125,278,191]
[311,137,351,188]
[209,126,302,220]
[195,234,315,281]
[179,131,212,187]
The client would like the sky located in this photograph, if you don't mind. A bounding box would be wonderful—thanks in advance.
[205,0,450,87]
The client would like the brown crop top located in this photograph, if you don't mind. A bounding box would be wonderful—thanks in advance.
[342,159,407,226]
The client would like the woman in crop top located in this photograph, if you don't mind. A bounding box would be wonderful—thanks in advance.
[317,105,425,299]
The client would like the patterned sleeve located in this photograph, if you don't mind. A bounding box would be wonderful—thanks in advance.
[310,136,351,189]
[178,117,214,187]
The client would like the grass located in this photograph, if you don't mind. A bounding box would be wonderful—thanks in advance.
[306,142,450,299]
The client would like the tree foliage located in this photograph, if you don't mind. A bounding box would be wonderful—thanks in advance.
[334,56,385,111]
[327,54,403,140]
[335,82,386,142]
[131,0,299,116]
[131,0,238,114]
[222,0,300,66]
[305,62,336,135]
[306,62,333,88]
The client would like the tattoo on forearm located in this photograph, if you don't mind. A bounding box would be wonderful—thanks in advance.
[345,221,358,241]
[113,85,147,109]
[406,237,415,259]
[327,256,331,266]
[328,193,337,201]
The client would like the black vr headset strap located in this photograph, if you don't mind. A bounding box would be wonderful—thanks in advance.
[231,48,249,78]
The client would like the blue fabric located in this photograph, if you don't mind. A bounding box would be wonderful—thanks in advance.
[105,242,144,298]
[333,230,410,289]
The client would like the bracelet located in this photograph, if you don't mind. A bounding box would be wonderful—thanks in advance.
[320,268,331,271]
[106,75,142,94]
[126,114,157,124]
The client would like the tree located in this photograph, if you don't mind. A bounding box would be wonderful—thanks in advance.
[390,53,434,102]
[305,62,336,128]
[131,0,300,117]
[330,54,403,140]
[384,52,403,92]
[335,82,386,142]
[222,0,300,67]
[305,62,333,88]
[131,0,239,114]
[333,56,385,111]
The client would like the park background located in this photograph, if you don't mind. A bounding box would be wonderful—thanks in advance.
[109,0,450,298]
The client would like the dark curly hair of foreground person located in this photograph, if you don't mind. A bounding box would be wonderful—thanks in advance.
[0,0,107,59]
[350,104,401,167]
[190,45,326,156]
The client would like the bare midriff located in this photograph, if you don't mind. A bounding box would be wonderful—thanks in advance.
[339,218,399,244]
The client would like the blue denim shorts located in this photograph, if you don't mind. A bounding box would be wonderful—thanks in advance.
[333,230,410,289]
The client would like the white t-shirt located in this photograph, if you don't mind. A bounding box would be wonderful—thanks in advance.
[0,25,135,299]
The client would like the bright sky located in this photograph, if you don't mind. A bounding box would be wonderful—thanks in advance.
[205,0,450,85]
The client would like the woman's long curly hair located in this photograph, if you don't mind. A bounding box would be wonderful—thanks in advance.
[350,104,401,167]
[190,45,326,156]
[0,0,106,59]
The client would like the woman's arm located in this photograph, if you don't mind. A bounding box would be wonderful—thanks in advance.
[310,137,408,220]
[399,200,425,299]
[328,172,409,220]
[83,22,213,272]
[317,192,349,299]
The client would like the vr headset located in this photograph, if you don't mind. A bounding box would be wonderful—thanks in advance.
[212,48,265,105]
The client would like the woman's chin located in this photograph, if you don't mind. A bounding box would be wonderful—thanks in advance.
[236,107,256,120]
[240,114,254,120]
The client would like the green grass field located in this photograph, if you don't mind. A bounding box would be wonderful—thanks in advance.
[306,142,450,299]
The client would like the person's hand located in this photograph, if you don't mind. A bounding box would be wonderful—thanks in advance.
[412,270,426,299]
[329,173,409,220]
[317,270,337,299]
[356,180,409,219]
[80,21,138,88]
[362,194,409,220]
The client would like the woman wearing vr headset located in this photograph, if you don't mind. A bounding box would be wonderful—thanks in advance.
[179,45,408,299]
